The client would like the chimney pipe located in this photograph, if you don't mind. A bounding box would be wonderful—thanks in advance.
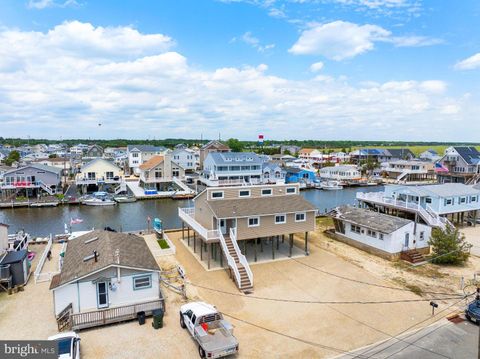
[93,250,98,262]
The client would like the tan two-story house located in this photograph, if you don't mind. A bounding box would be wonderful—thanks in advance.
[178,183,316,291]
[138,154,186,192]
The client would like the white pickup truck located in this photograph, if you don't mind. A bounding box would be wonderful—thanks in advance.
[180,302,239,358]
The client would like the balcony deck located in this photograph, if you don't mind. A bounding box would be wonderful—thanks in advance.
[178,207,220,242]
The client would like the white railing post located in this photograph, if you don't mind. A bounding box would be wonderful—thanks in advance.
[230,228,253,287]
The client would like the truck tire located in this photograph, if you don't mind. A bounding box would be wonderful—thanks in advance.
[198,346,206,358]
[180,313,186,329]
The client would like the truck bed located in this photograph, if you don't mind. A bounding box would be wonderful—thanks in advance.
[194,320,238,354]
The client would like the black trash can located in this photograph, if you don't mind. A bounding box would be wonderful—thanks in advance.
[152,308,164,329]
[137,311,146,325]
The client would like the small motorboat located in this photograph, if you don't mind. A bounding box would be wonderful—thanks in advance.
[318,181,343,190]
[113,195,137,203]
[153,218,163,238]
[82,192,116,206]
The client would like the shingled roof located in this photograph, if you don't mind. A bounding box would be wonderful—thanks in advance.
[332,206,411,234]
[207,194,316,218]
[139,155,164,171]
[50,230,160,289]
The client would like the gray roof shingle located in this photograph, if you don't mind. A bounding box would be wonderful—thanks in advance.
[332,206,411,234]
[50,230,160,289]
[207,194,316,218]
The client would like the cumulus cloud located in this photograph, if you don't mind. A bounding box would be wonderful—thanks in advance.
[455,53,480,70]
[310,61,324,72]
[289,21,441,60]
[0,21,473,140]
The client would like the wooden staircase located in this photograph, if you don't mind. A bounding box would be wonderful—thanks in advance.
[223,235,253,292]
[400,249,425,264]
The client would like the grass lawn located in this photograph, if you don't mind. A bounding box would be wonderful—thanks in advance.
[158,238,170,249]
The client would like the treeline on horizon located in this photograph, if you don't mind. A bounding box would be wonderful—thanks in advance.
[0,137,479,149]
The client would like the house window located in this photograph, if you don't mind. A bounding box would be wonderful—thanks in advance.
[425,197,432,204]
[444,199,452,205]
[460,197,466,204]
[133,275,152,290]
[211,191,224,199]
[261,188,272,196]
[275,214,286,224]
[295,212,306,222]
[350,224,361,234]
[472,196,477,202]
[248,217,260,227]
[239,190,250,197]
[172,170,180,177]
[132,153,139,158]
[420,231,425,241]
[379,233,384,240]
[286,187,296,194]
[367,229,376,238]
[106,171,114,179]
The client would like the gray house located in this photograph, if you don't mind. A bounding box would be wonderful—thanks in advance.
[436,146,480,184]
[1,164,62,197]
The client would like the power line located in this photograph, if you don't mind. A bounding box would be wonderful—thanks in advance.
[290,257,460,296]
[186,281,465,305]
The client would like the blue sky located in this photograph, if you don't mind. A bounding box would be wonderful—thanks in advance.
[0,0,479,141]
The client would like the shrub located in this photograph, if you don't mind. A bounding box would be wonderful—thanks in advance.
[428,226,472,265]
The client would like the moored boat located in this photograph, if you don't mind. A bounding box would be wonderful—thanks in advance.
[113,195,137,203]
[82,192,116,206]
[318,181,343,190]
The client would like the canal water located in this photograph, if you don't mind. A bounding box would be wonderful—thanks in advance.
[0,186,384,236]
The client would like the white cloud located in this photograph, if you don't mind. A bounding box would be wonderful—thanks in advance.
[455,53,480,70]
[289,21,390,60]
[289,20,441,60]
[0,21,474,141]
[231,32,275,52]
[27,0,79,9]
[309,61,324,72]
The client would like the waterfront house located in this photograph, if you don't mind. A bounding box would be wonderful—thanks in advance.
[172,148,197,172]
[383,160,435,183]
[199,140,230,169]
[419,149,441,162]
[200,152,264,186]
[298,148,322,162]
[33,158,71,176]
[262,162,286,184]
[319,165,361,182]
[280,145,300,155]
[328,206,430,260]
[76,158,123,193]
[435,146,480,184]
[127,145,168,176]
[357,183,480,227]
[330,152,351,163]
[386,149,415,161]
[285,167,317,185]
[138,154,186,192]
[349,149,391,164]
[178,183,316,291]
[50,230,164,331]
[1,164,62,197]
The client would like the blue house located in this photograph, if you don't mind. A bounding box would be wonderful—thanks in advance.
[285,167,317,184]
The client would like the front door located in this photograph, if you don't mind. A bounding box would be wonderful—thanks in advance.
[404,233,410,248]
[97,282,109,309]
[220,219,226,234]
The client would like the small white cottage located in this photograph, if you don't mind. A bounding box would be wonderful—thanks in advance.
[328,206,431,260]
[50,230,163,330]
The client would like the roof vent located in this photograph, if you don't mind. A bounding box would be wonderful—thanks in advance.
[84,237,98,244]
[83,250,99,262]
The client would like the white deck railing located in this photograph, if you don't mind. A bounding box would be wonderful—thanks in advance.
[178,207,220,241]
[218,230,242,288]
[34,234,55,283]
[356,192,448,229]
[230,227,253,288]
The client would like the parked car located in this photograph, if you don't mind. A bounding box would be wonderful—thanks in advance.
[465,299,480,324]
[180,301,238,358]
[48,331,81,359]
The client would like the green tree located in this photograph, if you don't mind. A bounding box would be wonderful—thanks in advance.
[4,150,20,166]
[225,138,244,152]
[429,226,472,265]
[49,154,58,158]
